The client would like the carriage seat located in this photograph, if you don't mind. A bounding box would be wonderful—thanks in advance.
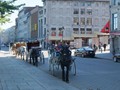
[31,47,41,51]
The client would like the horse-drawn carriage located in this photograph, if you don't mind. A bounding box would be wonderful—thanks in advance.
[48,46,76,78]
[10,42,26,59]
[10,41,44,66]
[27,46,45,66]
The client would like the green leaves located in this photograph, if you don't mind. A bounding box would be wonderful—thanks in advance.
[0,14,10,24]
[0,0,25,24]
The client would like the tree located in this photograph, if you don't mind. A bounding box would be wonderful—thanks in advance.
[0,0,25,24]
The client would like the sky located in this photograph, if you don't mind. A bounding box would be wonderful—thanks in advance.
[1,0,43,29]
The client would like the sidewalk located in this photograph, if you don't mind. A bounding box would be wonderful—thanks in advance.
[95,50,113,60]
[0,51,79,90]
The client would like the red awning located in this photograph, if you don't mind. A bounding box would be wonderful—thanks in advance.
[101,21,110,33]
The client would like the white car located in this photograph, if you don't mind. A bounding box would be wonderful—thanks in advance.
[113,53,120,62]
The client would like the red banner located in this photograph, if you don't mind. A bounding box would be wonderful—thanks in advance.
[101,20,110,33]
[51,32,56,36]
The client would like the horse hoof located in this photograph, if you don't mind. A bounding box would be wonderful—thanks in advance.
[66,81,69,83]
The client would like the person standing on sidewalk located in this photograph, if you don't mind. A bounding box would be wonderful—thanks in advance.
[98,42,102,53]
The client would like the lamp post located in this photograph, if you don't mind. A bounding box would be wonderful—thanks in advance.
[0,33,1,50]
[46,24,49,49]
[46,30,49,49]
[60,26,64,42]
[111,35,115,55]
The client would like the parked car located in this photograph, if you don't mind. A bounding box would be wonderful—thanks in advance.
[113,53,120,62]
[74,46,95,58]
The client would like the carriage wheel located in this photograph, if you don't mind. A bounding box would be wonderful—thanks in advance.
[40,52,45,64]
[70,59,76,76]
[42,53,45,64]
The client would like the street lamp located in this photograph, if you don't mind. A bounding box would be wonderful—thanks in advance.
[111,35,116,55]
[46,24,49,49]
[0,33,1,50]
[59,26,64,42]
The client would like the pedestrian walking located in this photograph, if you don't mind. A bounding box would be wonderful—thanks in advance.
[103,44,107,51]
[98,43,102,53]
[93,44,97,52]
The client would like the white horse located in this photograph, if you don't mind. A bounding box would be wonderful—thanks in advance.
[16,46,27,60]
[26,48,32,62]
[39,51,45,64]
[48,51,60,75]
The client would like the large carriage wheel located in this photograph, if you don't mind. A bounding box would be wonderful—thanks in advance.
[70,58,76,76]
[40,52,45,64]
[42,52,45,64]
[48,52,60,76]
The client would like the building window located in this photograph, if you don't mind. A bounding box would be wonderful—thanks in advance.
[44,17,46,25]
[80,28,85,34]
[44,28,46,36]
[51,28,56,30]
[87,2,92,6]
[51,28,56,36]
[94,9,98,16]
[86,28,92,34]
[34,24,37,31]
[86,18,92,25]
[112,13,118,31]
[80,2,85,6]
[39,10,43,15]
[73,17,79,25]
[73,9,79,14]
[80,17,85,25]
[73,28,79,34]
[43,1,46,6]
[94,18,99,26]
[73,2,79,6]
[51,31,56,36]
[112,0,116,5]
[87,9,92,15]
[81,8,85,15]
[58,28,63,36]
[44,9,46,14]
[95,2,99,6]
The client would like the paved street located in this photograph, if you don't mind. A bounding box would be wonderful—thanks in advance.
[0,46,120,90]
[38,50,120,90]
[0,48,79,90]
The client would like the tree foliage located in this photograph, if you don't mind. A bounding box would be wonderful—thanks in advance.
[0,0,25,24]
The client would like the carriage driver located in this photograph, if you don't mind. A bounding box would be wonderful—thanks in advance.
[60,44,72,83]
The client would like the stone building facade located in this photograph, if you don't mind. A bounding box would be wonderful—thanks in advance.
[16,7,35,41]
[110,0,120,54]
[42,0,110,48]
